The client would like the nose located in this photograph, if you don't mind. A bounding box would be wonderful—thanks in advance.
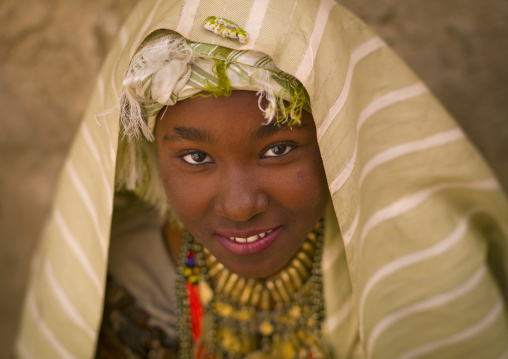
[215,167,268,221]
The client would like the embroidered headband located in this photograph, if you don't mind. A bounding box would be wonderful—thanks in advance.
[120,31,310,142]
[116,31,310,217]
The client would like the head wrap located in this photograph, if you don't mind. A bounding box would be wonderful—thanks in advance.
[120,32,309,140]
[17,1,508,358]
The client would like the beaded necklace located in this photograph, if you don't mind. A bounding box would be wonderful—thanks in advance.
[175,220,329,359]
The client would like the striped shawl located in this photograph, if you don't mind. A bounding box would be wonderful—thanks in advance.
[16,0,508,358]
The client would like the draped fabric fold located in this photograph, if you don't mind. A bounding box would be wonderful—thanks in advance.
[16,0,508,358]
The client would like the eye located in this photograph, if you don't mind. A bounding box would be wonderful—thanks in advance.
[262,144,295,158]
[181,151,214,165]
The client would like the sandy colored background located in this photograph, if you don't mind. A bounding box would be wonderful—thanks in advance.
[1,0,507,357]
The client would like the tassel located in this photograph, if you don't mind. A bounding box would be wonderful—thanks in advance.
[186,281,203,341]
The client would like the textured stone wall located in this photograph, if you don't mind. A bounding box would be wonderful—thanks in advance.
[1,0,507,356]
[0,0,139,355]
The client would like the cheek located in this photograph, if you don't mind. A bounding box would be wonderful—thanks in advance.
[164,174,205,220]
[270,158,329,216]
[157,156,210,228]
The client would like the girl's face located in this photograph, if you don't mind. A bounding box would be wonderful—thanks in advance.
[155,91,329,279]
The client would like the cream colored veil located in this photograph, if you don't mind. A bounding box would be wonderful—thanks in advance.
[16,0,508,358]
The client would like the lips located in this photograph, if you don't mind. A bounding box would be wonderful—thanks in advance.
[215,227,281,255]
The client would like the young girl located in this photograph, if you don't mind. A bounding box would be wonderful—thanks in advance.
[16,0,508,358]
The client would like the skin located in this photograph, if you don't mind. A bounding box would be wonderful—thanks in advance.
[155,91,329,279]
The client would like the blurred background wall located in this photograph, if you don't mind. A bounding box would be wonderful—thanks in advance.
[1,0,507,356]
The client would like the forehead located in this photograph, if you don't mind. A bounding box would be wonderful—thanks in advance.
[155,91,314,138]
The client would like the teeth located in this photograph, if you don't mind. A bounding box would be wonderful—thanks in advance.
[228,230,273,243]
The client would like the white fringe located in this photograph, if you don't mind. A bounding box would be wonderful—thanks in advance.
[120,35,195,141]
[252,69,279,124]
[115,137,177,220]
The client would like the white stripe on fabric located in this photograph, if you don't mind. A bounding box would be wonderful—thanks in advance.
[100,118,116,166]
[16,341,34,359]
[356,83,428,132]
[110,59,119,103]
[44,260,96,341]
[176,0,202,37]
[326,295,354,333]
[343,208,360,246]
[95,76,116,164]
[239,0,271,50]
[97,75,105,110]
[367,265,487,356]
[294,0,336,82]
[359,208,481,333]
[119,25,129,49]
[82,123,113,210]
[352,342,366,357]
[323,233,344,272]
[130,0,164,58]
[28,290,77,359]
[207,45,219,57]
[359,178,499,249]
[359,128,465,187]
[317,37,386,140]
[329,83,428,194]
[54,209,103,295]
[396,298,503,359]
[273,0,297,59]
[498,346,508,359]
[66,161,107,256]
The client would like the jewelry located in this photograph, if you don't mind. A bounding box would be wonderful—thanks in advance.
[203,16,249,44]
[176,220,330,359]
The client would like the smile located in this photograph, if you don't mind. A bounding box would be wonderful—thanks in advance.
[215,227,282,256]
[228,229,274,243]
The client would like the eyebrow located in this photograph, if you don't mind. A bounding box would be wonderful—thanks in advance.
[250,122,307,141]
[162,126,215,144]
[162,123,307,143]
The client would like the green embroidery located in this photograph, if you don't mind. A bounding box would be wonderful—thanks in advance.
[194,58,233,98]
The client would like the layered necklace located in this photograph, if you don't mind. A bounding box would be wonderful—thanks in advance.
[175,220,329,359]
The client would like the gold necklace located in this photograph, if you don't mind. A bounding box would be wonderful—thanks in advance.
[203,228,318,310]
[176,219,330,359]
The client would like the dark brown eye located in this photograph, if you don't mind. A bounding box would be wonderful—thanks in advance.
[191,152,206,162]
[181,151,213,165]
[272,145,287,155]
[263,144,294,158]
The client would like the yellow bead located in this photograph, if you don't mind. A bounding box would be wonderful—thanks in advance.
[290,305,301,317]
[216,302,233,317]
[307,317,316,327]
[221,328,241,352]
[280,341,296,359]
[198,280,213,304]
[259,320,274,336]
[233,308,251,321]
